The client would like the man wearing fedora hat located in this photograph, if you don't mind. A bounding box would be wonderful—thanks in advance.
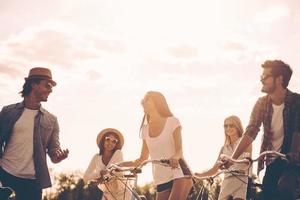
[0,67,69,200]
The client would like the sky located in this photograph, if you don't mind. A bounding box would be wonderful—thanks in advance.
[1,0,300,185]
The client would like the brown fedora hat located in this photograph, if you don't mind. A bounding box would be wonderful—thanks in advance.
[96,128,124,150]
[25,67,57,86]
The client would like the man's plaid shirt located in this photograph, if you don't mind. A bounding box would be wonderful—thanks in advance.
[244,89,300,174]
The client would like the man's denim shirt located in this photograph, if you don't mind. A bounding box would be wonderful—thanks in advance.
[0,102,61,189]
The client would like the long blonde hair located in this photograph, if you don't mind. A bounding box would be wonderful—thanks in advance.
[139,91,173,134]
[224,115,244,145]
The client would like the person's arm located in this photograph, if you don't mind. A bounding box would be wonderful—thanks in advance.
[232,98,264,159]
[109,150,124,177]
[48,119,69,163]
[169,126,183,169]
[286,103,300,163]
[120,139,149,167]
[292,102,300,153]
[231,135,253,159]
[0,107,5,149]
[194,163,220,178]
[291,133,300,153]
[83,155,100,183]
[195,147,223,177]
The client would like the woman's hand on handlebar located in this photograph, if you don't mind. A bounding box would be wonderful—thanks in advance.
[169,157,179,169]
[100,169,108,177]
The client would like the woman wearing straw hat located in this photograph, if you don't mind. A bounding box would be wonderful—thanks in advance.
[83,128,132,200]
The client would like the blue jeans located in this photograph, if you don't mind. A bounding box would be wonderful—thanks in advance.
[0,168,42,200]
[262,158,299,200]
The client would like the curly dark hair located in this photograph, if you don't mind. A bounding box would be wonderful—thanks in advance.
[19,78,43,97]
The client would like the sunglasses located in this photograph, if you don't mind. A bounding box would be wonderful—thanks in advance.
[260,74,273,82]
[224,124,235,129]
[104,136,118,144]
[42,81,54,90]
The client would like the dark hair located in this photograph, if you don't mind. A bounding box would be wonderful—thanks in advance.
[19,78,43,97]
[99,132,120,155]
[261,60,293,88]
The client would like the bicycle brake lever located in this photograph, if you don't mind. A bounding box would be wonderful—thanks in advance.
[160,159,170,165]
[130,167,142,174]
[208,177,214,185]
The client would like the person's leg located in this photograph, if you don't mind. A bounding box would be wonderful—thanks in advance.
[156,181,172,200]
[277,165,299,200]
[15,179,42,200]
[0,168,42,200]
[168,177,193,200]
[156,190,171,200]
[262,159,286,200]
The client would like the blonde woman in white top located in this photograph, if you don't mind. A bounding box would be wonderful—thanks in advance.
[195,116,252,200]
[83,128,132,200]
[121,91,193,200]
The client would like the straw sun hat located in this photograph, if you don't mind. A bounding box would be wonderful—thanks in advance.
[96,128,124,150]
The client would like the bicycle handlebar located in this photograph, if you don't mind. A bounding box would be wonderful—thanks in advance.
[93,159,170,184]
[194,151,288,184]
[219,150,288,165]
[106,159,170,173]
[194,169,247,181]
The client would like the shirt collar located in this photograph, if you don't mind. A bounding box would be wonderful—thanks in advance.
[17,101,46,114]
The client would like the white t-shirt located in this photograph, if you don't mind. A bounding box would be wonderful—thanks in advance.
[1,108,38,179]
[83,150,132,200]
[141,116,192,185]
[270,103,284,152]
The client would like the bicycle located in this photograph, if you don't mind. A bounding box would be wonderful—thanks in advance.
[193,151,299,200]
[90,159,170,200]
[0,185,13,200]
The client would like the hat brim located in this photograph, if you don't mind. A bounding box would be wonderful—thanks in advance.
[25,77,57,86]
[96,128,124,150]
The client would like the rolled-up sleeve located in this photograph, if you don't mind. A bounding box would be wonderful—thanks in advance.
[244,97,264,140]
[47,118,60,155]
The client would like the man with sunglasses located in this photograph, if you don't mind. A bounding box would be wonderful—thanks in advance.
[228,60,300,200]
[0,67,69,200]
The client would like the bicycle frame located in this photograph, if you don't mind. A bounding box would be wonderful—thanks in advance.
[93,159,170,200]
[0,186,13,200]
[193,151,289,200]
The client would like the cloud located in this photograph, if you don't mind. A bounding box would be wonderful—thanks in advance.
[87,70,102,81]
[3,29,97,69]
[91,37,127,54]
[0,62,23,78]
[254,4,289,24]
[167,45,199,59]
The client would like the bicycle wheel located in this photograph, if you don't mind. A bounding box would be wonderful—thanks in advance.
[130,190,142,200]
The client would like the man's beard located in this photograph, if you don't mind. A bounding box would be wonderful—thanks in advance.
[262,80,276,94]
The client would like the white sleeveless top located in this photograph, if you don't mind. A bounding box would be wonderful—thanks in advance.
[141,116,191,185]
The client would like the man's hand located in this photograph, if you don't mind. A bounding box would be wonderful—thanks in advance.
[51,149,69,163]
